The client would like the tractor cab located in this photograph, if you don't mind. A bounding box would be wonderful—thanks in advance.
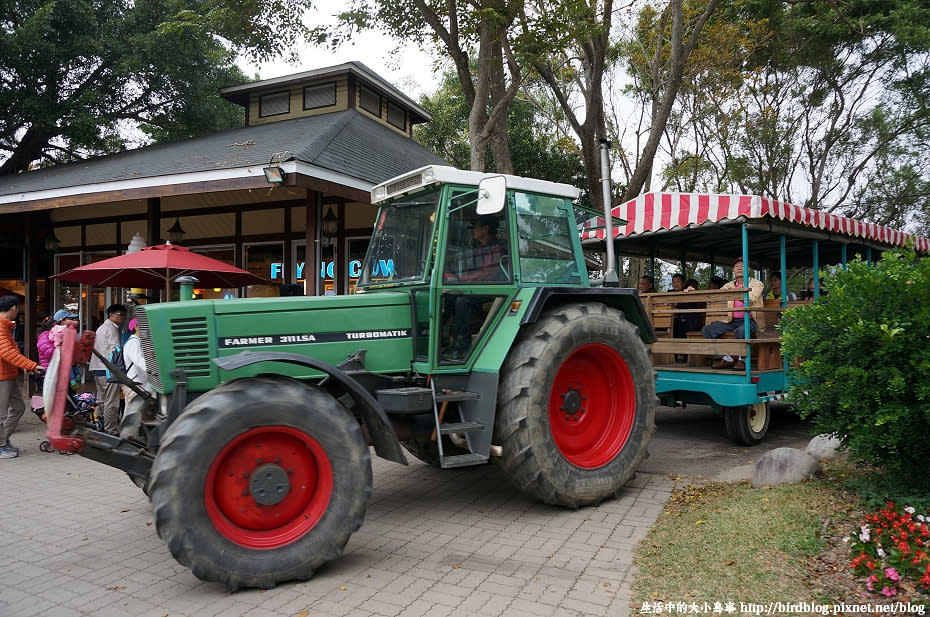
[360,165,586,369]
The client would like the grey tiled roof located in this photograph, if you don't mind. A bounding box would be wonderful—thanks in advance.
[0,110,447,197]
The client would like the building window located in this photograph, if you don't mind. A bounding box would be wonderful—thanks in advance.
[259,91,290,117]
[304,82,336,110]
[359,86,381,116]
[386,101,405,130]
[189,246,238,300]
[244,242,284,297]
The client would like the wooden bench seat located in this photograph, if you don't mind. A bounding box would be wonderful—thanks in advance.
[653,333,782,370]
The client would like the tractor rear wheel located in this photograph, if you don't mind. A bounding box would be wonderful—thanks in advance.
[148,377,371,590]
[494,303,655,507]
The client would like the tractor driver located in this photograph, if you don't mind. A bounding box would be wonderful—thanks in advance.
[457,214,506,283]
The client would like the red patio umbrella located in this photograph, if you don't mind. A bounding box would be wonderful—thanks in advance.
[52,243,269,297]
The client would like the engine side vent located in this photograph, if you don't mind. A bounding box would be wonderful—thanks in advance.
[170,317,212,378]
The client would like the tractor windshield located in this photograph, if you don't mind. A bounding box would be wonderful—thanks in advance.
[357,188,440,287]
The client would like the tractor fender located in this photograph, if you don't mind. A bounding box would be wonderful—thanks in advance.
[520,287,657,344]
[213,351,408,465]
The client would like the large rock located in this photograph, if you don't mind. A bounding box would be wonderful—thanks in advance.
[806,434,850,461]
[751,447,823,488]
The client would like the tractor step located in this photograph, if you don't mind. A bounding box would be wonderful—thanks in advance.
[438,421,484,435]
[440,453,489,468]
[435,390,480,403]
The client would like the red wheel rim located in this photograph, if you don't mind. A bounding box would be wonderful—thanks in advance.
[548,343,636,468]
[204,426,333,549]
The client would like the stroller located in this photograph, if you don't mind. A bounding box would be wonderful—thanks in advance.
[30,373,103,453]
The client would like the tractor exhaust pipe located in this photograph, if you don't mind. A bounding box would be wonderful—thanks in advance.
[448,432,503,457]
[599,139,619,287]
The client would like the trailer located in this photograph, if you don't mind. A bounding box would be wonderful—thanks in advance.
[582,192,930,444]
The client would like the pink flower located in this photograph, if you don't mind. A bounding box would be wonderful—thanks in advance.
[884,567,900,581]
[867,574,878,591]
[880,586,896,597]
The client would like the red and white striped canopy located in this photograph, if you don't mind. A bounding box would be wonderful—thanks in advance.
[580,192,930,252]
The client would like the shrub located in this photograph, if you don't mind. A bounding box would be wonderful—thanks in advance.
[780,248,930,492]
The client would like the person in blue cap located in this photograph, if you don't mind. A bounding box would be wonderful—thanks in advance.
[37,309,78,368]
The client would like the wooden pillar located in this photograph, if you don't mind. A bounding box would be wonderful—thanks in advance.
[334,204,345,294]
[283,203,293,287]
[24,212,37,361]
[147,197,160,245]
[305,191,319,295]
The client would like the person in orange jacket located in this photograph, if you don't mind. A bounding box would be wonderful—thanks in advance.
[1,295,45,459]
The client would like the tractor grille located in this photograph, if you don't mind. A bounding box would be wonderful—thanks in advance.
[134,308,161,390]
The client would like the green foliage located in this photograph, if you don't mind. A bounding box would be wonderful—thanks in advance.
[0,0,314,174]
[780,248,930,492]
[415,69,585,187]
[633,0,930,223]
[844,470,930,513]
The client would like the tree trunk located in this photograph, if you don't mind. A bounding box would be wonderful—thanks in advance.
[488,32,513,174]
[469,22,493,172]
[621,0,721,202]
[0,126,54,175]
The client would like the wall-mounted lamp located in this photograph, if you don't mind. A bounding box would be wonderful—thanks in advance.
[321,206,339,238]
[166,217,186,243]
[263,151,292,184]
[263,165,285,184]
[44,227,61,252]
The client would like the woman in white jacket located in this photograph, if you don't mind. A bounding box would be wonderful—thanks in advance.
[121,318,148,406]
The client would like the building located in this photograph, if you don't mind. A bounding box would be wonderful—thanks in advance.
[0,62,447,356]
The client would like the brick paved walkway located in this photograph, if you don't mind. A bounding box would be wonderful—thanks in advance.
[0,412,674,617]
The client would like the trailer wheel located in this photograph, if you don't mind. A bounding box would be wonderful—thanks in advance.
[148,377,371,590]
[724,402,770,446]
[494,303,655,507]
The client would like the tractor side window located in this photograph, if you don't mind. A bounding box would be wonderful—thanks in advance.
[514,192,582,284]
[442,191,512,285]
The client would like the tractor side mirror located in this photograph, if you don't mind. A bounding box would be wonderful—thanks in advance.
[476,176,507,215]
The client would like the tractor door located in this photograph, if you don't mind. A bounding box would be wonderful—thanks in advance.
[435,189,515,365]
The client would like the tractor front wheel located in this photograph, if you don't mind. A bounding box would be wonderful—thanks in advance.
[148,377,371,590]
[494,303,655,507]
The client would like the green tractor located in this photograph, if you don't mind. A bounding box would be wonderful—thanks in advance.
[45,165,657,590]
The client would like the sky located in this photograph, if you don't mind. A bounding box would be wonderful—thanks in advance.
[235,6,443,101]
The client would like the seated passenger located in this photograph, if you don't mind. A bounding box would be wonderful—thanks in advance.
[701,257,763,370]
[766,271,797,301]
[638,275,657,294]
[671,275,705,363]
[798,277,827,300]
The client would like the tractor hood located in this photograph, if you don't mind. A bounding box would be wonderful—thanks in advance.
[134,292,416,394]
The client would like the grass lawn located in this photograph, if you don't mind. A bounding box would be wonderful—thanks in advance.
[629,464,930,614]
